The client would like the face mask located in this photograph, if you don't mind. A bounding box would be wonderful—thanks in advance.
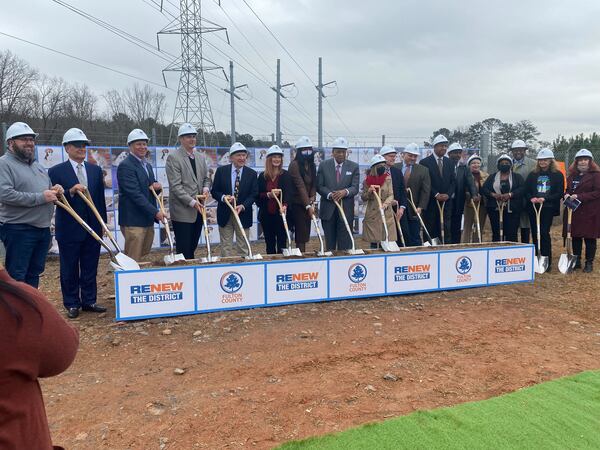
[498,164,511,173]
[376,166,386,176]
[301,150,313,157]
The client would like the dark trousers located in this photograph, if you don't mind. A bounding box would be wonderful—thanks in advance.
[450,212,463,244]
[260,213,287,254]
[487,209,520,242]
[423,199,452,244]
[322,210,353,251]
[520,227,530,244]
[0,223,50,288]
[400,214,422,246]
[528,207,554,259]
[572,238,597,262]
[172,215,203,260]
[58,235,101,309]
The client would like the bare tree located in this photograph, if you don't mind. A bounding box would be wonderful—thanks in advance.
[122,83,166,126]
[29,75,69,142]
[0,50,38,121]
[103,88,126,120]
[65,83,97,126]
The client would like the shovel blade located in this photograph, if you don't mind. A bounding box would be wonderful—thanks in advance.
[282,248,302,257]
[114,252,140,271]
[164,253,186,266]
[201,256,220,263]
[380,241,400,252]
[558,254,576,274]
[537,256,549,273]
[317,251,333,257]
[423,241,432,247]
[245,253,263,260]
[346,249,365,255]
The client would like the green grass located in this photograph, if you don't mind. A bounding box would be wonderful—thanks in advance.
[278,371,600,450]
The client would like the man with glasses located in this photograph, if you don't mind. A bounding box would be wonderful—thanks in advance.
[0,122,64,287]
[49,128,108,318]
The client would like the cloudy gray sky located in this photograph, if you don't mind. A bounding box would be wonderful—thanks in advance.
[2,0,600,146]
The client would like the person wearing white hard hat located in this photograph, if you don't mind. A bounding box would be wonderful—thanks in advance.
[48,128,107,318]
[380,146,407,245]
[562,149,600,272]
[257,145,292,254]
[447,143,478,243]
[117,129,164,262]
[211,142,258,257]
[418,134,455,243]
[287,136,317,252]
[523,148,565,272]
[0,122,64,287]
[317,137,360,251]
[165,123,211,259]
[361,155,397,248]
[462,154,489,243]
[394,143,431,246]
[510,139,536,243]
[481,154,525,242]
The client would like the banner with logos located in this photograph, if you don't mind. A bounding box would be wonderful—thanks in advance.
[114,244,535,321]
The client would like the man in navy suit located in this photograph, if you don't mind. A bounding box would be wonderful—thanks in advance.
[117,129,164,262]
[210,142,258,257]
[49,128,108,319]
[379,145,407,245]
[419,134,456,243]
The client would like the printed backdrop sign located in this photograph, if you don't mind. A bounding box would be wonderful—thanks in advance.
[266,260,328,304]
[328,256,386,299]
[386,252,439,294]
[196,263,265,311]
[488,246,535,284]
[439,250,488,289]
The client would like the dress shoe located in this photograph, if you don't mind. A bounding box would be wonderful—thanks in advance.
[573,257,582,270]
[584,261,593,273]
[82,303,107,313]
[67,308,80,319]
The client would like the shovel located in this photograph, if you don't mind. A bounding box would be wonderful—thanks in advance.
[532,202,549,274]
[436,199,446,245]
[406,188,441,246]
[55,193,139,271]
[497,199,507,241]
[150,186,185,265]
[559,206,577,274]
[224,196,262,260]
[470,199,482,243]
[310,211,332,256]
[371,185,400,252]
[394,214,406,247]
[271,188,302,257]
[196,194,219,263]
[75,188,140,270]
[333,197,364,255]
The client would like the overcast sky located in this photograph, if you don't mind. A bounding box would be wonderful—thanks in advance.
[2,0,600,146]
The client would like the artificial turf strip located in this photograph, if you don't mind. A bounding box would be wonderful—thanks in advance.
[278,370,600,450]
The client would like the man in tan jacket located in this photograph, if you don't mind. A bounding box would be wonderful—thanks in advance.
[165,123,211,259]
[510,139,536,243]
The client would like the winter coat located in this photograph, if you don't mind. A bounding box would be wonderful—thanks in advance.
[563,170,600,239]
[361,177,397,243]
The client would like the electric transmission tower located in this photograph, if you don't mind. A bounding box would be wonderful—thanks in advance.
[157,0,227,145]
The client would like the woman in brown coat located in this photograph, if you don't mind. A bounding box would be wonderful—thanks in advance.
[361,155,397,248]
[563,149,600,272]
[462,154,489,243]
[287,137,317,252]
[0,263,79,449]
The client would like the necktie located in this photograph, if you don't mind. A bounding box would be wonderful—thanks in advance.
[76,163,87,187]
[336,164,341,184]
[234,168,241,201]
[437,157,443,176]
[404,164,411,185]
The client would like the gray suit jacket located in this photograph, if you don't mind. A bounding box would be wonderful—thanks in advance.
[395,162,431,218]
[317,158,360,221]
[165,147,211,223]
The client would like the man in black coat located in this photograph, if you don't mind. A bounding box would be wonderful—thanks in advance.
[419,135,456,244]
[447,143,478,244]
[379,145,408,245]
[211,142,258,257]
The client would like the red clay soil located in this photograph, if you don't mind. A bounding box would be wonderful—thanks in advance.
[39,238,600,449]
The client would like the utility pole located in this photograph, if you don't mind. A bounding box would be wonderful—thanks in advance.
[223,61,247,145]
[316,57,336,149]
[271,59,294,146]
[381,135,386,146]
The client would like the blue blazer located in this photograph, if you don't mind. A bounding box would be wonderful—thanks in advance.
[389,166,408,210]
[117,154,158,227]
[211,164,258,229]
[49,160,107,243]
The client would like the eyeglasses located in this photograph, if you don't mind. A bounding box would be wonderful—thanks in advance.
[15,136,35,143]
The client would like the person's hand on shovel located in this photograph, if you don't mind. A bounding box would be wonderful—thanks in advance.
[155,210,167,222]
[51,184,65,196]
[69,183,86,196]
[435,193,449,202]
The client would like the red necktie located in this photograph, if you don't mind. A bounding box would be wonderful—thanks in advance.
[336,164,341,183]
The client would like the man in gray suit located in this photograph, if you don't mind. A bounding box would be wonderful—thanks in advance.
[165,123,211,259]
[317,137,360,251]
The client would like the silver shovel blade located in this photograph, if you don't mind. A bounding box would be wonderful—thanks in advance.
[245,253,263,260]
[558,254,577,274]
[317,251,333,256]
[380,241,400,252]
[201,256,220,263]
[164,253,186,265]
[423,241,432,247]
[283,248,302,257]
[537,256,549,274]
[114,251,140,271]
[430,238,442,246]
[346,249,365,255]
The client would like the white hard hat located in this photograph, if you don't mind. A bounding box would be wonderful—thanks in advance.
[266,145,284,157]
[511,139,527,149]
[332,137,349,150]
[432,135,449,146]
[229,142,247,155]
[127,129,149,145]
[447,142,463,153]
[295,136,313,149]
[575,148,594,159]
[379,145,397,156]
[178,123,197,137]
[536,148,555,160]
[369,154,386,168]
[6,122,37,142]
[403,143,420,156]
[62,128,90,145]
[467,154,482,165]
[497,154,513,164]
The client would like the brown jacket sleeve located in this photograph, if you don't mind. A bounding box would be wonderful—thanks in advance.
[288,161,311,207]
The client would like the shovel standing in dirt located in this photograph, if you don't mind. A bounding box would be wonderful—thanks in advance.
[271,188,302,257]
[371,185,400,252]
[497,199,507,241]
[224,196,262,260]
[559,206,578,274]
[333,198,364,255]
[532,202,549,273]
[436,199,447,245]
[406,188,441,246]
[470,198,482,243]
[150,186,185,265]
[196,194,219,263]
[309,204,332,256]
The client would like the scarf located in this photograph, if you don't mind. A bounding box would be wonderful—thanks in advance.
[365,173,388,188]
[492,171,514,213]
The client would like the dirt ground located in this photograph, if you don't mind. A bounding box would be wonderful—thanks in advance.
[40,235,600,449]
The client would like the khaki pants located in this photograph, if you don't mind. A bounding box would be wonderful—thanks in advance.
[121,226,154,261]
[219,217,249,257]
[462,203,488,243]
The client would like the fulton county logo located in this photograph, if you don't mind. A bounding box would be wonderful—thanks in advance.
[394,264,431,282]
[276,272,319,291]
[455,256,472,275]
[220,271,243,293]
[348,263,367,283]
[130,282,184,304]
[495,257,526,273]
